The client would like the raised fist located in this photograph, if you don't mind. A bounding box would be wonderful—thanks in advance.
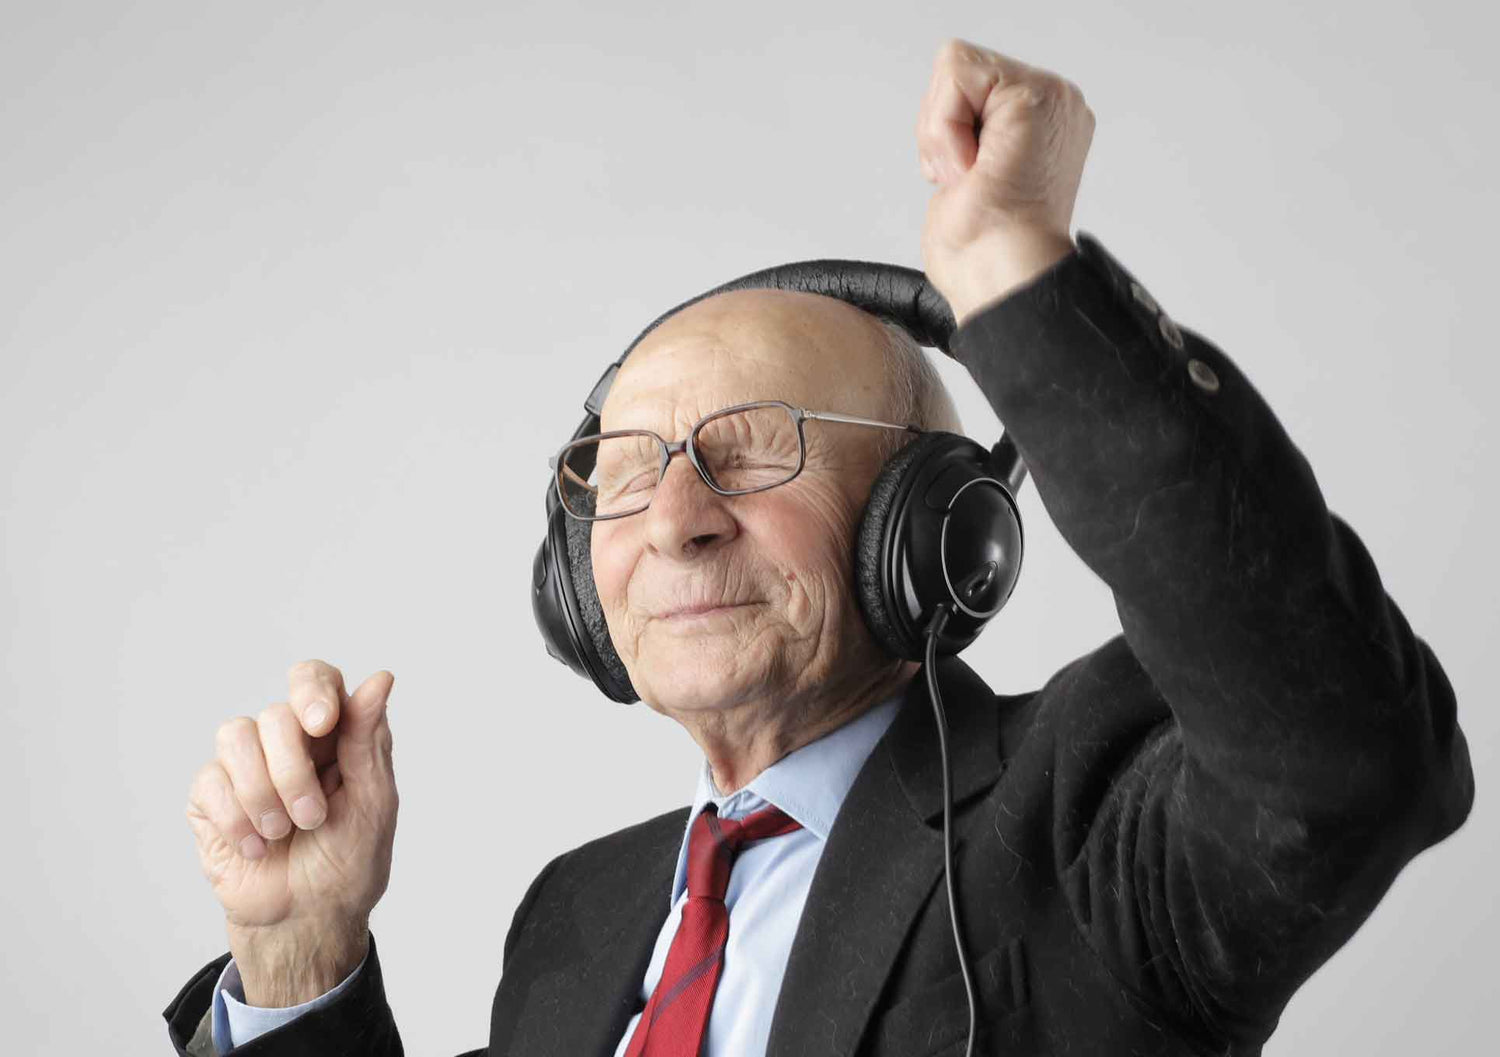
[917,39,1095,323]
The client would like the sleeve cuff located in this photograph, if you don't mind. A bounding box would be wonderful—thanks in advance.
[211,943,371,1052]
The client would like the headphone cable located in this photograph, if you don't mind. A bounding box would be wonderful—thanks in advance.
[924,603,976,1057]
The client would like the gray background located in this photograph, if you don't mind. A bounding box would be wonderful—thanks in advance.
[2,1,1493,1053]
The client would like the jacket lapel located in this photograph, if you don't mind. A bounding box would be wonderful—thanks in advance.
[765,655,1004,1057]
[507,656,1002,1057]
[508,808,685,1056]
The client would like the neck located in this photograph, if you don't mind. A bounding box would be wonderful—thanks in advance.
[681,658,919,795]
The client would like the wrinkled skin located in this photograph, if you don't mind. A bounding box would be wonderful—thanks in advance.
[593,289,920,793]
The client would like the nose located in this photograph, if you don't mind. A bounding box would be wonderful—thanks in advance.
[643,453,738,561]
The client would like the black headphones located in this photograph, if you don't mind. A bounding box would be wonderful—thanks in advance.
[531,259,1029,705]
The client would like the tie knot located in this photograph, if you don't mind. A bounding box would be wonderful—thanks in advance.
[685,802,802,901]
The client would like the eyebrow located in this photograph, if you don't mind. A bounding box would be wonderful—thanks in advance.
[602,397,777,436]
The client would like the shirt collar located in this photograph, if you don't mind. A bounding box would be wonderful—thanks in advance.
[667,691,905,906]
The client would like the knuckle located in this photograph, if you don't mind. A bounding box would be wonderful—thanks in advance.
[1032,75,1062,102]
[971,44,1002,66]
[264,744,311,786]
[257,701,292,727]
[288,658,330,683]
[191,764,241,826]
[255,719,312,784]
[215,716,255,753]
[187,761,218,804]
[938,37,969,67]
[267,742,315,787]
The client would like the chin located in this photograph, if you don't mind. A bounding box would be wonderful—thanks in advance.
[634,634,774,712]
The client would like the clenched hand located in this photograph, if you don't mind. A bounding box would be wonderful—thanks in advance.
[916,39,1096,325]
[185,661,399,1006]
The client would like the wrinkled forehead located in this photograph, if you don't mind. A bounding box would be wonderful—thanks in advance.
[599,288,891,436]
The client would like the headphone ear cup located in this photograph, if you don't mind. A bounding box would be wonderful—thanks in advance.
[855,430,968,660]
[562,512,638,702]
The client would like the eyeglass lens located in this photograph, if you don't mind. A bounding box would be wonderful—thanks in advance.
[558,404,803,519]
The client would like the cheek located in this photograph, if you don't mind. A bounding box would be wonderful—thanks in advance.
[760,485,866,623]
[589,521,635,620]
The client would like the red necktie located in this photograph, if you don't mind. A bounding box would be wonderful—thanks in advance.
[623,801,803,1057]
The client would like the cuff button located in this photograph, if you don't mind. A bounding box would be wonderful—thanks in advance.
[1187,358,1220,393]
[1130,281,1160,315]
[1158,314,1185,351]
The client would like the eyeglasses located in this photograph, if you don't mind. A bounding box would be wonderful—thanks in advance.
[549,399,921,521]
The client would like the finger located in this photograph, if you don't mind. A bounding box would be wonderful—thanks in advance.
[216,716,294,841]
[258,702,328,830]
[936,39,1037,101]
[336,670,396,793]
[288,659,349,738]
[188,760,269,862]
[918,40,1037,180]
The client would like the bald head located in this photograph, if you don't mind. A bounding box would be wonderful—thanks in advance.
[869,315,964,452]
[603,287,961,444]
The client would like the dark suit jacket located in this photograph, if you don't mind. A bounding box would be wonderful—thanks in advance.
[164,233,1474,1056]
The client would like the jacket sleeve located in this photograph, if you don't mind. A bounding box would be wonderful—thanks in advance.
[162,930,404,1057]
[948,232,1474,1047]
[163,852,565,1056]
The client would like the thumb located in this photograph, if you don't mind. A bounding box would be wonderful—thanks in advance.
[336,670,395,791]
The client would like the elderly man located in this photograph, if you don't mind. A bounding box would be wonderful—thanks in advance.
[165,40,1473,1057]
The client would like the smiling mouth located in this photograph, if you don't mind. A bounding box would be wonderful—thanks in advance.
[657,602,759,622]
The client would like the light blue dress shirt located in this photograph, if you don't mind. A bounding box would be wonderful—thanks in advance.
[211,692,903,1054]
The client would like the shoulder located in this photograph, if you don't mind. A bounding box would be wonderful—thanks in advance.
[527,803,691,899]
[995,633,1177,779]
[1002,633,1169,730]
[562,803,691,874]
[504,803,691,966]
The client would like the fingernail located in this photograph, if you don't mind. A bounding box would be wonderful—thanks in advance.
[240,833,267,859]
[306,704,330,731]
[291,795,326,829]
[260,810,290,839]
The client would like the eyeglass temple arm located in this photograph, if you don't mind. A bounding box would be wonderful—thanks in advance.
[803,410,1028,497]
[802,409,916,431]
[558,462,595,493]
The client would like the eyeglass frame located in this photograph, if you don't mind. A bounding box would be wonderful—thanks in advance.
[547,399,923,522]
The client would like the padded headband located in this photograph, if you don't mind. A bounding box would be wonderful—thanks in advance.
[565,259,959,445]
